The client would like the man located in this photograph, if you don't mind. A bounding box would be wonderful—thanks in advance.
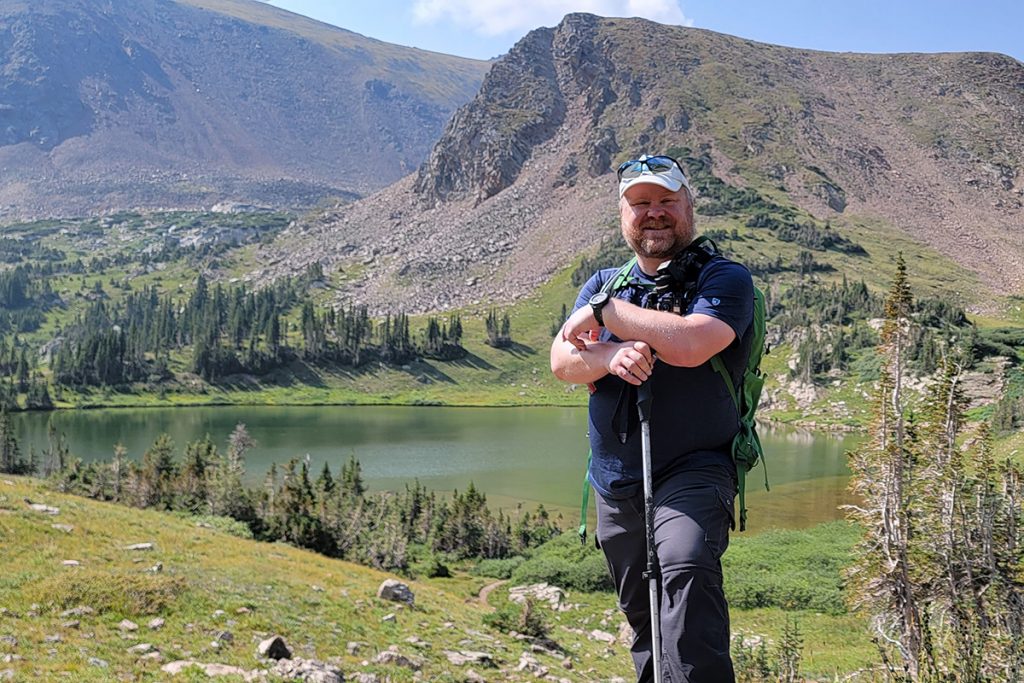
[550,154,754,682]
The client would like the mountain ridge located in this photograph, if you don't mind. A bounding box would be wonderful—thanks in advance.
[0,0,489,219]
[255,14,1024,314]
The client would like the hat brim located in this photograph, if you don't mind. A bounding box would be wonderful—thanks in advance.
[619,173,685,198]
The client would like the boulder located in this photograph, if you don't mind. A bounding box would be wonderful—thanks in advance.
[161,660,263,680]
[372,645,422,671]
[272,657,343,683]
[348,674,378,683]
[516,651,547,676]
[257,635,292,660]
[443,650,495,667]
[508,583,565,610]
[376,579,414,606]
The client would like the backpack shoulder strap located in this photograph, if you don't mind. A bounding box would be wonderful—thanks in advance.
[710,355,738,410]
[602,257,638,294]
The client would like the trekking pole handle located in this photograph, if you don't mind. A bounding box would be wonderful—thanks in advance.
[637,379,653,422]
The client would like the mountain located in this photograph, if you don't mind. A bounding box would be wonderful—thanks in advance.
[257,13,1024,314]
[0,0,489,219]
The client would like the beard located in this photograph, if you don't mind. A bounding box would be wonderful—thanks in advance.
[622,218,694,261]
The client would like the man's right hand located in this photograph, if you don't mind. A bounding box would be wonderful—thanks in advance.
[606,340,654,386]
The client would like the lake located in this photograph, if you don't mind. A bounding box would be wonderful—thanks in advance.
[11,405,862,533]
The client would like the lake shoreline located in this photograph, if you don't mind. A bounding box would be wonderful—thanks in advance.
[36,391,868,433]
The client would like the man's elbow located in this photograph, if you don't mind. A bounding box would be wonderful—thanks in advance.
[550,343,571,381]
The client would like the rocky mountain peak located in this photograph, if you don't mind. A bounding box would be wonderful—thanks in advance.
[261,16,1024,313]
[413,13,635,207]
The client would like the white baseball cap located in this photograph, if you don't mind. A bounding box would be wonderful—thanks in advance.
[617,154,691,198]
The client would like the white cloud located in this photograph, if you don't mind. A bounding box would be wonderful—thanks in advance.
[412,0,691,37]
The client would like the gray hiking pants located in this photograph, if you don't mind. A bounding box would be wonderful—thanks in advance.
[595,463,736,683]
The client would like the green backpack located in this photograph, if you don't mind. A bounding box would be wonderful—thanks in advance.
[578,238,768,538]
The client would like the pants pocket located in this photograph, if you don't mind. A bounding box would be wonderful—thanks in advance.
[708,485,735,558]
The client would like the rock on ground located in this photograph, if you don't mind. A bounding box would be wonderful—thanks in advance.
[443,649,496,667]
[508,583,566,610]
[376,579,415,606]
[161,660,265,681]
[372,645,422,671]
[257,635,292,660]
[272,657,344,683]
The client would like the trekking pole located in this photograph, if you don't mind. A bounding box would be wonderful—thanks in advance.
[637,379,662,683]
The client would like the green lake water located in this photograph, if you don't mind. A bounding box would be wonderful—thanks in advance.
[12,405,862,533]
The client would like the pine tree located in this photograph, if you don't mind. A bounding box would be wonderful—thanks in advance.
[207,423,254,521]
[485,309,512,348]
[269,457,326,552]
[41,422,70,476]
[139,433,177,509]
[845,254,1024,680]
[0,409,27,475]
[110,442,127,501]
[178,435,216,512]
[339,455,366,498]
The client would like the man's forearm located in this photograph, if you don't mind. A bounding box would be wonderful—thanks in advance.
[601,298,734,367]
[550,338,614,384]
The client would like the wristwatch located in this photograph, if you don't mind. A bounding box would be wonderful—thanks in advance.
[589,291,611,326]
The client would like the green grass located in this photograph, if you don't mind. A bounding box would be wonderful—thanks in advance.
[0,476,883,681]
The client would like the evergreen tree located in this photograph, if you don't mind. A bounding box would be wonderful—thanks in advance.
[139,433,177,509]
[339,455,366,498]
[41,422,70,477]
[207,423,254,521]
[845,255,1024,680]
[178,435,216,512]
[0,409,28,475]
[269,457,327,552]
[110,442,127,501]
[485,309,512,348]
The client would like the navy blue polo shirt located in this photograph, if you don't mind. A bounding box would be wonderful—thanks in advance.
[572,256,754,500]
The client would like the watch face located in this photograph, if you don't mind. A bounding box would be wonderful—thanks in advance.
[590,292,610,306]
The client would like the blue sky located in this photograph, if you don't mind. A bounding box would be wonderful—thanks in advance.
[266,0,1024,62]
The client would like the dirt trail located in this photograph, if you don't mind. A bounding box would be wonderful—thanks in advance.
[477,579,508,610]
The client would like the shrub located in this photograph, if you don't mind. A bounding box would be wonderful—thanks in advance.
[408,552,450,579]
[509,532,613,592]
[483,596,549,638]
[178,513,254,539]
[472,556,526,579]
[32,569,187,616]
[723,521,858,614]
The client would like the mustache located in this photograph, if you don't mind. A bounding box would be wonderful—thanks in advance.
[639,219,673,229]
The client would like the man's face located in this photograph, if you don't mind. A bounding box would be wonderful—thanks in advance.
[619,183,695,261]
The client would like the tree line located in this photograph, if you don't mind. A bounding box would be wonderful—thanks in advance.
[0,260,528,404]
[0,422,558,575]
[32,266,493,391]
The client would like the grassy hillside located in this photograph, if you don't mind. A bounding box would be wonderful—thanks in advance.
[0,476,879,681]
[2,200,1015,432]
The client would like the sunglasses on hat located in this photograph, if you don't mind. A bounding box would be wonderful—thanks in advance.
[616,155,683,180]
